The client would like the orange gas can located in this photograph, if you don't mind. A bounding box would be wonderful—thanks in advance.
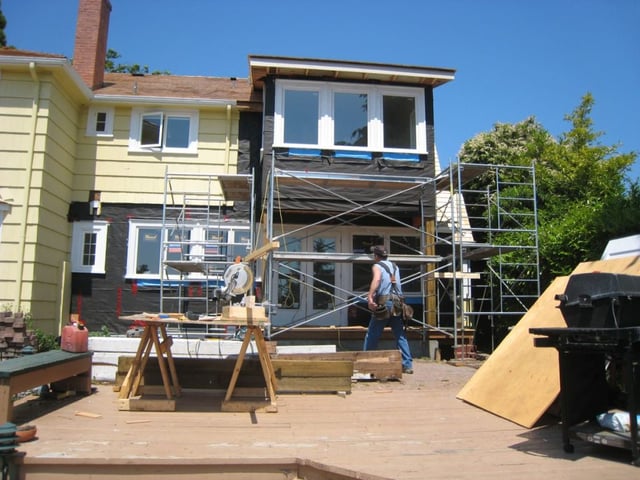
[61,324,89,352]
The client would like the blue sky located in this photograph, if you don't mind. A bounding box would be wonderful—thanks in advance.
[5,0,640,179]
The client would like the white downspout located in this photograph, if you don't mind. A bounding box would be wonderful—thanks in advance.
[15,62,41,306]
[224,104,231,173]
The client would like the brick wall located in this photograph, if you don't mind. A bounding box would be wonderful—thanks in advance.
[73,0,112,89]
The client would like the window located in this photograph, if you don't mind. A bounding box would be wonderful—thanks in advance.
[0,201,11,243]
[351,234,421,294]
[71,221,109,274]
[312,237,336,309]
[86,106,114,136]
[284,90,319,144]
[274,80,426,153]
[125,220,250,279]
[277,237,301,309]
[383,95,416,149]
[129,109,198,153]
[334,92,368,147]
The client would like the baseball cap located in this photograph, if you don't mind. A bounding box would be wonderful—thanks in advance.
[371,245,388,257]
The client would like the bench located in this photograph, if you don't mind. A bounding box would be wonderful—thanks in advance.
[0,350,93,423]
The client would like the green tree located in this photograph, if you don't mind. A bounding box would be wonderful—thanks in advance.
[105,48,169,75]
[457,94,639,340]
[536,94,638,283]
[0,1,7,47]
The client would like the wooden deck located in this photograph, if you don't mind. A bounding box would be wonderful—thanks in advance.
[10,359,638,479]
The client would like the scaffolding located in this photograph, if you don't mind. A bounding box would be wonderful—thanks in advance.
[159,170,255,335]
[259,151,442,342]
[259,154,539,353]
[434,162,540,351]
[157,159,540,352]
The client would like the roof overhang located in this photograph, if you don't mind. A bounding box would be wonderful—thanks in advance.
[0,54,93,101]
[92,94,237,107]
[249,55,455,90]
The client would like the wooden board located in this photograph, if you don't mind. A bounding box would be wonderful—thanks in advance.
[117,397,176,412]
[456,276,568,428]
[457,255,640,428]
[220,306,269,326]
[272,359,354,378]
[571,255,640,275]
[274,350,402,380]
[273,359,353,394]
[276,376,353,393]
[115,356,354,394]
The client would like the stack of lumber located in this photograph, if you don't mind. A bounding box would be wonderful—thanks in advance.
[114,349,402,396]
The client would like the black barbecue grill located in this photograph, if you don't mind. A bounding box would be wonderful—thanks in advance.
[530,272,640,466]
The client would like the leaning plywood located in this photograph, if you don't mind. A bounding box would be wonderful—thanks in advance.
[457,255,640,428]
[571,255,640,275]
[456,276,569,428]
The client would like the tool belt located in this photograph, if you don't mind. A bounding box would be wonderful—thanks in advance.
[373,295,391,320]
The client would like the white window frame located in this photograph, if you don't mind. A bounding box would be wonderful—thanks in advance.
[0,202,10,243]
[71,221,109,274]
[125,219,251,280]
[128,108,199,153]
[274,79,427,154]
[86,106,114,137]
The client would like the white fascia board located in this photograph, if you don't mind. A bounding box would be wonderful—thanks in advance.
[92,95,237,107]
[0,56,93,99]
[250,56,456,82]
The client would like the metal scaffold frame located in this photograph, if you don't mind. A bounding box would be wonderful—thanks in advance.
[434,161,540,351]
[157,158,540,353]
[159,169,255,335]
[258,154,540,354]
[259,150,444,342]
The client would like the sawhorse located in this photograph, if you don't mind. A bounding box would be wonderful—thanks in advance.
[221,325,278,412]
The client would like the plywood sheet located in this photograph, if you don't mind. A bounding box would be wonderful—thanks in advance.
[457,255,640,428]
[571,255,640,275]
[456,276,568,427]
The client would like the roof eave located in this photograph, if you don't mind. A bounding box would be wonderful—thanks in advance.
[0,55,93,100]
[249,55,456,90]
[92,94,238,107]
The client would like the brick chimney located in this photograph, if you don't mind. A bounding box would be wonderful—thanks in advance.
[73,0,112,89]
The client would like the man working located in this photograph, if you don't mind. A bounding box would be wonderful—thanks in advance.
[364,245,414,374]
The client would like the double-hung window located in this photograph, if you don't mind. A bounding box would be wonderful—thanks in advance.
[129,108,198,153]
[274,80,426,154]
[71,221,110,274]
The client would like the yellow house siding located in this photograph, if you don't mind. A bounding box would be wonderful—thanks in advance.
[74,105,241,205]
[0,71,40,309]
[0,67,81,332]
[30,74,81,331]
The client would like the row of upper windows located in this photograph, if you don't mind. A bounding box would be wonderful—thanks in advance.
[274,79,427,154]
[86,80,428,155]
[87,107,198,154]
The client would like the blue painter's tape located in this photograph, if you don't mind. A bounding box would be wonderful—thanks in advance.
[381,152,420,162]
[333,150,372,160]
[287,148,322,157]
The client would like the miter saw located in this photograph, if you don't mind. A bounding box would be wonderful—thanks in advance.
[215,262,254,303]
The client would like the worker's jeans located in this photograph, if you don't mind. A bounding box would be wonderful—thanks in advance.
[363,310,413,370]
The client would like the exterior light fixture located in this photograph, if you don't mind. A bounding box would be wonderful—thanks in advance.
[89,190,102,216]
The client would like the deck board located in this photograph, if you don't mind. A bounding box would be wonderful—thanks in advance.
[13,360,638,479]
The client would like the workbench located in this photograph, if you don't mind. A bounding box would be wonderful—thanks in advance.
[118,309,277,413]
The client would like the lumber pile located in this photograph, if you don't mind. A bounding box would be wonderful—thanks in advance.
[273,349,403,381]
[114,349,402,396]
